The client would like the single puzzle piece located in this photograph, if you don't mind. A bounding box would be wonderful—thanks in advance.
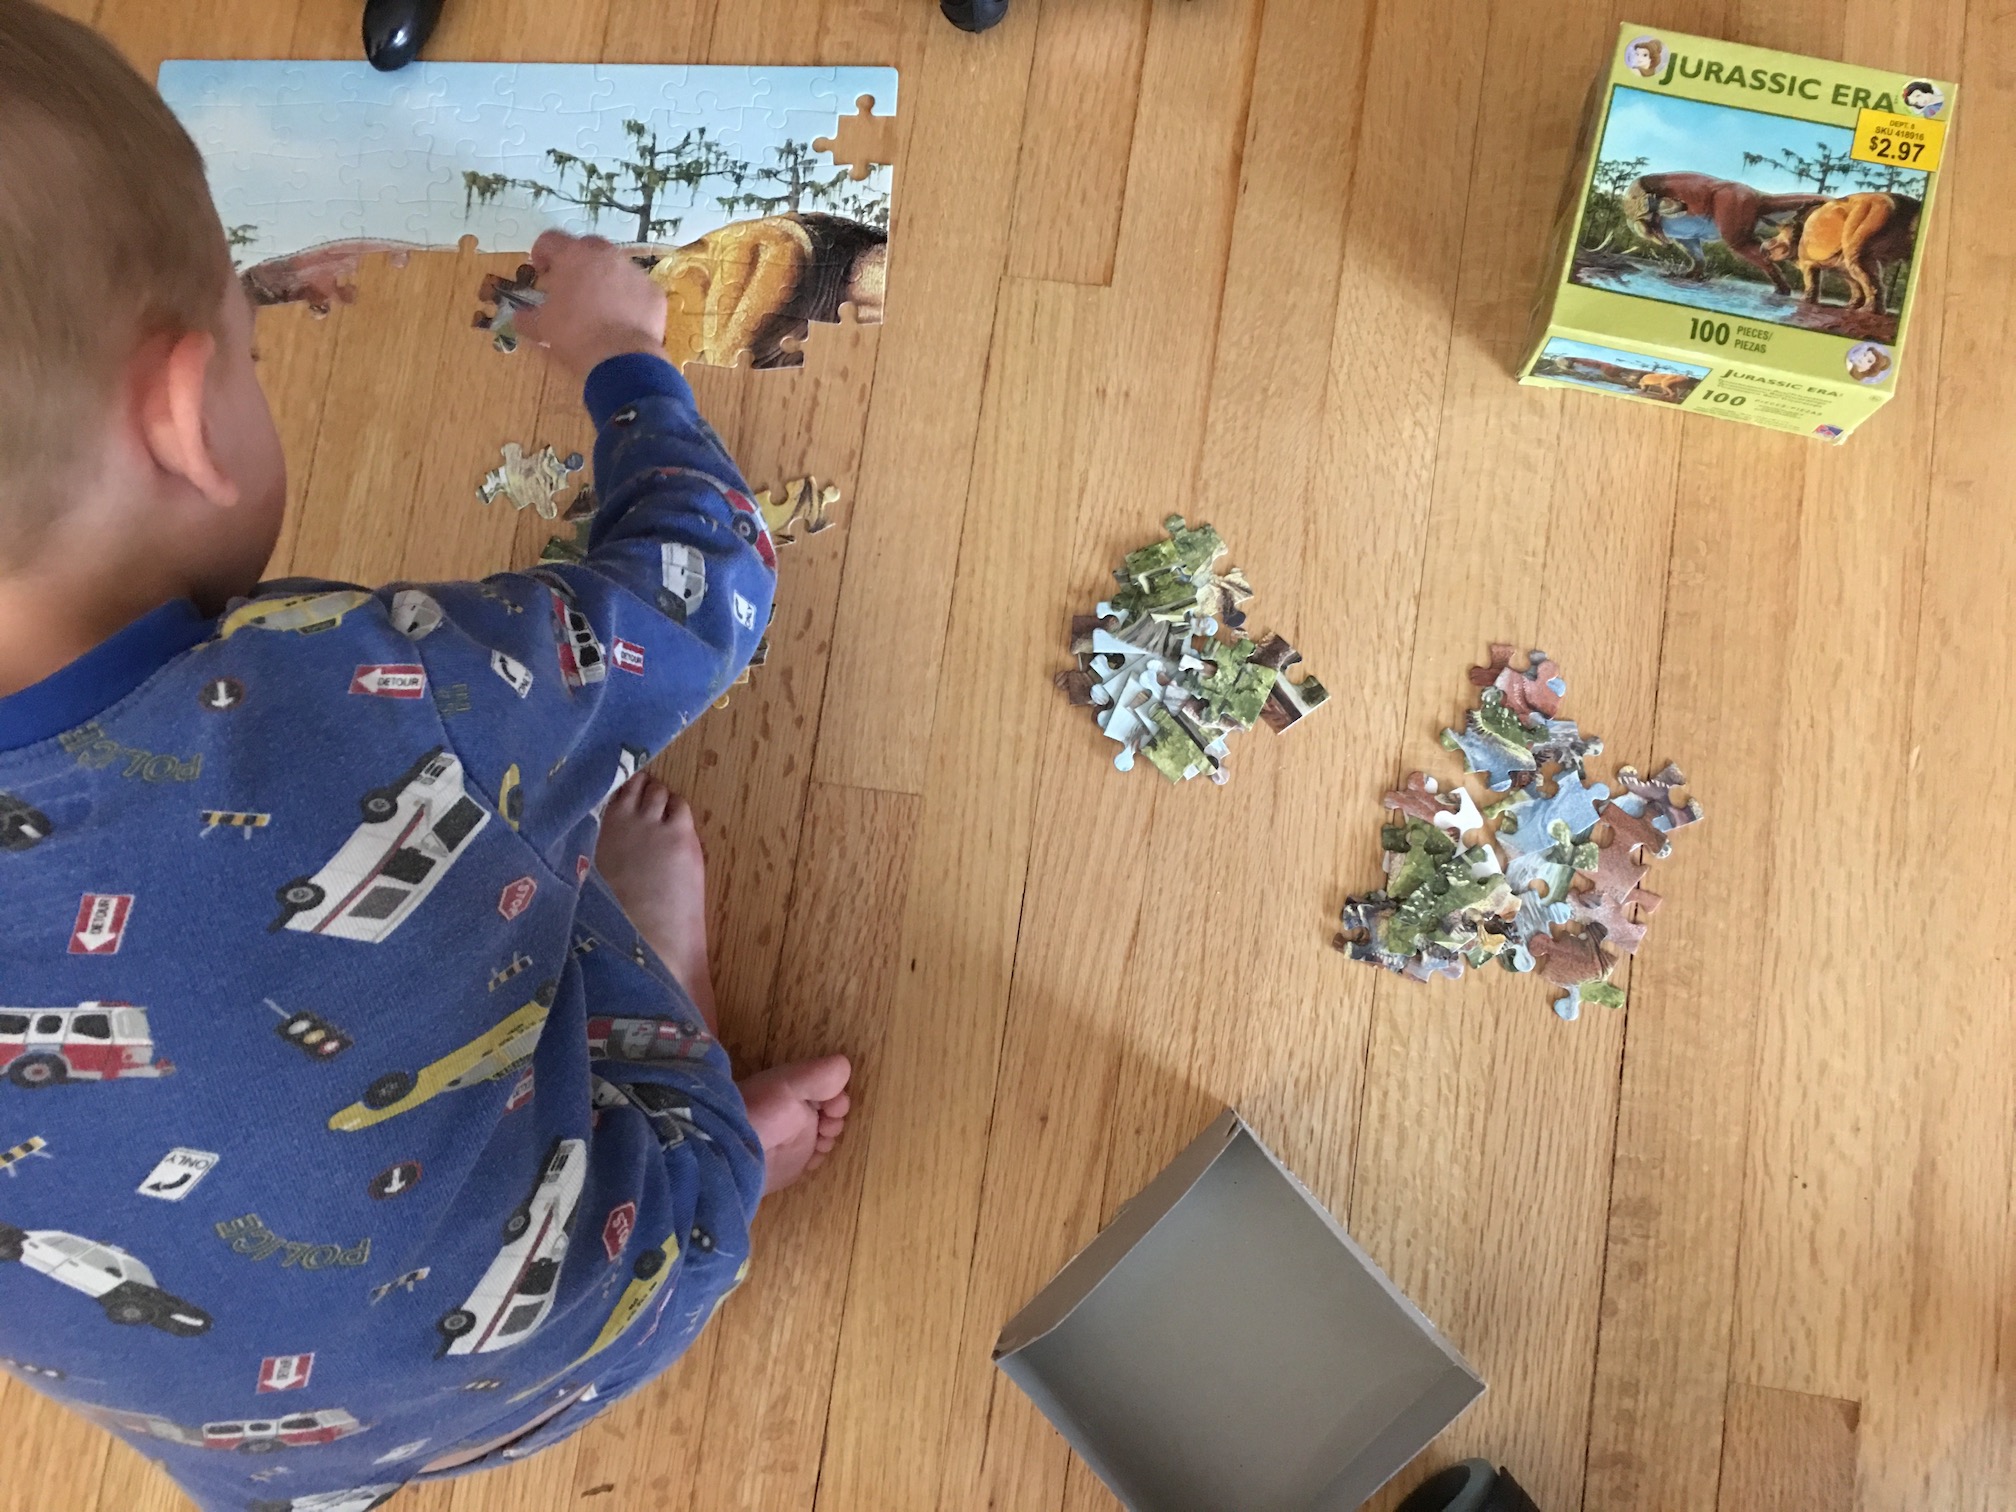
[1487,770,1611,856]
[1614,762,1705,832]
[1597,798,1674,861]
[751,476,842,544]
[1467,644,1567,720]
[473,261,542,352]
[1382,772,1490,846]
[1251,634,1330,732]
[1140,701,1216,784]
[477,443,585,519]
[1502,817,1597,910]
[1527,929,1622,1021]
[1194,638,1277,728]
[812,94,898,181]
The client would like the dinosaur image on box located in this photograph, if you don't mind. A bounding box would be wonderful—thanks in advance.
[1522,27,1954,443]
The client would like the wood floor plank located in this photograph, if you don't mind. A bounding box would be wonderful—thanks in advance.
[684,782,919,1512]
[1717,1385,1860,1512]
[1004,0,1152,286]
[92,1437,199,1512]
[650,318,885,1069]
[1582,421,1809,1508]
[1849,2,2016,1505]
[810,0,1040,795]
[0,1374,112,1512]
[812,276,1107,1512]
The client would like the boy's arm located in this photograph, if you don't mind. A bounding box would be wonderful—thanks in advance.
[392,238,776,859]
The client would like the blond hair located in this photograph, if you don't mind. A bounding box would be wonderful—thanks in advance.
[0,0,230,556]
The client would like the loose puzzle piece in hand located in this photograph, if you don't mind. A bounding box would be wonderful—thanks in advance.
[1338,645,1702,1019]
[474,262,542,353]
[478,443,585,520]
[1058,515,1326,785]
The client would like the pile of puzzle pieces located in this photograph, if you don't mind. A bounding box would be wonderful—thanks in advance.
[1333,645,1703,1020]
[1055,514,1328,784]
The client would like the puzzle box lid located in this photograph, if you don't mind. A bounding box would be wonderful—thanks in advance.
[993,1108,1484,1512]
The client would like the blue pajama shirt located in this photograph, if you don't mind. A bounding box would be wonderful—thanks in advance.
[0,354,775,1512]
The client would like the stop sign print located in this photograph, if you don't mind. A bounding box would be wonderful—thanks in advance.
[602,1201,637,1262]
[497,875,538,921]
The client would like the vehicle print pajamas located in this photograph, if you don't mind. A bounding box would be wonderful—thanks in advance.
[0,354,775,1512]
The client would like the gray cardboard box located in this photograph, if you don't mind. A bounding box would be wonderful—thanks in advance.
[994,1109,1484,1512]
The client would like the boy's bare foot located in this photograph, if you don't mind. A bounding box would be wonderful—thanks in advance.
[740,1056,852,1194]
[596,773,717,1031]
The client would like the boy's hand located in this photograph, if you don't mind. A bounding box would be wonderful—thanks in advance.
[513,231,668,379]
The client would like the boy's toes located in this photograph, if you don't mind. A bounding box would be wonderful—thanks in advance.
[787,1054,852,1105]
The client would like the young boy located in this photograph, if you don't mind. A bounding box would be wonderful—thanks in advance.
[0,5,851,1508]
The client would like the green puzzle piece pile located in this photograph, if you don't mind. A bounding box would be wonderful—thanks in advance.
[1333,644,1705,1021]
[1054,515,1330,784]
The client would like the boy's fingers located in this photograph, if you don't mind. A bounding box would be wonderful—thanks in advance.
[528,228,573,274]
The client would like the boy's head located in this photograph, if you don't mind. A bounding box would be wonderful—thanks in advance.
[0,0,284,609]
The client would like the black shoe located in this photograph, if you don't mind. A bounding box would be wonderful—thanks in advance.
[1397,1460,1542,1512]
[941,0,1009,32]
[363,0,445,70]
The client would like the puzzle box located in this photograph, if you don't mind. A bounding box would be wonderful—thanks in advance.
[994,1109,1482,1511]
[1520,26,1955,443]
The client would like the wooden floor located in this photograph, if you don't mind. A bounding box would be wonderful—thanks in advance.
[8,0,2016,1508]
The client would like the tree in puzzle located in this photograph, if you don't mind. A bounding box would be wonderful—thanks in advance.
[462,121,891,248]
[463,121,746,246]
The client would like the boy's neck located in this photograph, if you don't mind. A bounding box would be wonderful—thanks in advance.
[0,550,204,699]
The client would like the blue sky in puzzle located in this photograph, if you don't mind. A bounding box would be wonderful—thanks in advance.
[158,61,898,266]
[1542,337,1710,379]
[1601,86,1927,195]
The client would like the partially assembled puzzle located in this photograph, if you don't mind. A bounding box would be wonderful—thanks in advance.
[1334,646,1703,1020]
[160,61,897,369]
[1056,516,1328,784]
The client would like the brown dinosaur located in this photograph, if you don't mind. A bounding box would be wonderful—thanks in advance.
[1621,172,1829,293]
[1633,370,1694,400]
[1761,192,1920,314]
[647,212,887,369]
[238,238,418,315]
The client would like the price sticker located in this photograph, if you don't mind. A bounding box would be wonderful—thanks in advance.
[1853,109,1945,172]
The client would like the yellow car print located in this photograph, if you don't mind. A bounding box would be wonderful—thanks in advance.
[219,589,373,638]
[328,983,555,1133]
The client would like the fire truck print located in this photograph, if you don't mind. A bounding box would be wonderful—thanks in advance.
[0,1003,172,1088]
[203,1408,365,1452]
[89,1405,366,1453]
[0,1223,211,1334]
[270,747,489,940]
[438,1138,585,1355]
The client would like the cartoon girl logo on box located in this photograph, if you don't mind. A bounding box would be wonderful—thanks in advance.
[1901,80,1945,119]
[1846,342,1893,384]
[1624,36,1665,78]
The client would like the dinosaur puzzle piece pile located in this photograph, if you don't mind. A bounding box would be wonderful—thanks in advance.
[1055,515,1329,784]
[1334,645,1703,1019]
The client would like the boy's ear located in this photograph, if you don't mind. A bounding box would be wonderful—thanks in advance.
[138,328,239,509]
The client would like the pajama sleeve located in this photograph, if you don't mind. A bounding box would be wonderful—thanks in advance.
[388,353,777,869]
